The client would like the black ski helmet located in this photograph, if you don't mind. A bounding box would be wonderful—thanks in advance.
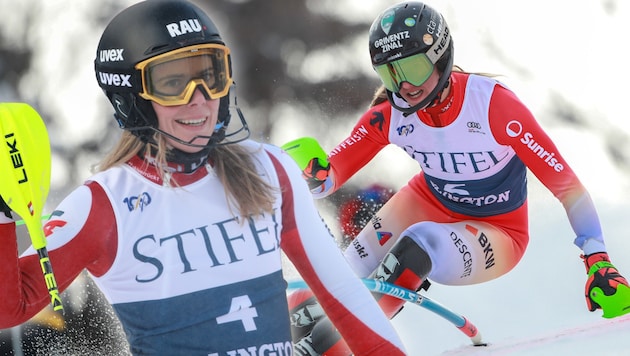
[94,0,235,144]
[369,2,454,113]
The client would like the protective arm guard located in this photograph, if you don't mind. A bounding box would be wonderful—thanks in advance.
[582,252,630,318]
[281,137,330,190]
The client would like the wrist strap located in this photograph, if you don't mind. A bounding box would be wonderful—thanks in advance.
[588,261,615,276]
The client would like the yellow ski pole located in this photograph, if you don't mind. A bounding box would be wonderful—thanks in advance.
[0,102,62,312]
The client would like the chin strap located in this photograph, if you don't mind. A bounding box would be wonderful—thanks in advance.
[126,90,250,152]
[142,145,212,174]
[388,45,455,116]
[388,77,451,117]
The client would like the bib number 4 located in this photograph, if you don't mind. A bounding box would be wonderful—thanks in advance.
[216,295,259,332]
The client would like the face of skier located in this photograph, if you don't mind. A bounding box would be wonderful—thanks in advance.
[151,89,220,153]
[397,68,441,107]
[140,44,231,153]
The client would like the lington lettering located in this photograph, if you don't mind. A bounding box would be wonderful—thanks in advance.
[430,180,511,207]
[208,341,292,356]
[133,215,279,283]
[403,147,509,174]
[4,133,28,184]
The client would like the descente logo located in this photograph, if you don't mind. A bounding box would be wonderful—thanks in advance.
[506,120,564,172]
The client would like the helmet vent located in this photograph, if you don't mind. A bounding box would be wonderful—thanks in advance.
[145,44,171,56]
[405,41,420,51]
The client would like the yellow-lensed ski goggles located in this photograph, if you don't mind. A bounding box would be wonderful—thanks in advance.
[135,44,232,106]
[374,53,434,93]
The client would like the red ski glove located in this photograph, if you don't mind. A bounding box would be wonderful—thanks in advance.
[301,157,330,189]
[281,137,330,190]
[582,252,630,318]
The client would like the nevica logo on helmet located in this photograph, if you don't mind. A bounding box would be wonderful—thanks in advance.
[166,19,202,38]
[380,9,395,34]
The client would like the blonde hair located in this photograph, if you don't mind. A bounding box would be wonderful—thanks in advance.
[95,131,276,217]
[369,85,389,108]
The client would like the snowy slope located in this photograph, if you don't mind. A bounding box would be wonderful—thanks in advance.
[441,314,630,356]
[381,191,630,355]
[2,0,630,355]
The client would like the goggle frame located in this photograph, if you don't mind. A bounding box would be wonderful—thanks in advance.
[135,43,232,106]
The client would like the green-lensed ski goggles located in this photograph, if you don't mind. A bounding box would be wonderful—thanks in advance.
[135,44,232,106]
[374,53,434,93]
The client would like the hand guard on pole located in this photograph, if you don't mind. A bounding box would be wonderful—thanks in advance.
[301,157,330,189]
[281,137,330,190]
[582,252,630,318]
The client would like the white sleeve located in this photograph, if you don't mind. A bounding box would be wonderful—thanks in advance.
[265,144,406,355]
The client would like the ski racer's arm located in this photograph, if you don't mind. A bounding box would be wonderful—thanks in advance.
[327,103,392,195]
[488,84,603,252]
[0,182,117,327]
[488,84,630,317]
[282,103,392,199]
[266,146,406,355]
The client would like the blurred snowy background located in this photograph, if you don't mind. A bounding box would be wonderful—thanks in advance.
[1,0,630,354]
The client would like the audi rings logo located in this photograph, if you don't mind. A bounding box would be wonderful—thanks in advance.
[467,121,484,134]
[467,121,481,130]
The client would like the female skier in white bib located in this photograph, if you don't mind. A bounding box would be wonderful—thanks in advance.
[0,1,405,355]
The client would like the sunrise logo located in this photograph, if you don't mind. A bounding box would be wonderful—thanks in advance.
[505,120,564,173]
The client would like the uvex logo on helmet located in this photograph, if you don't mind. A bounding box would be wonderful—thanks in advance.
[99,49,124,62]
[97,72,132,88]
[166,18,203,38]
